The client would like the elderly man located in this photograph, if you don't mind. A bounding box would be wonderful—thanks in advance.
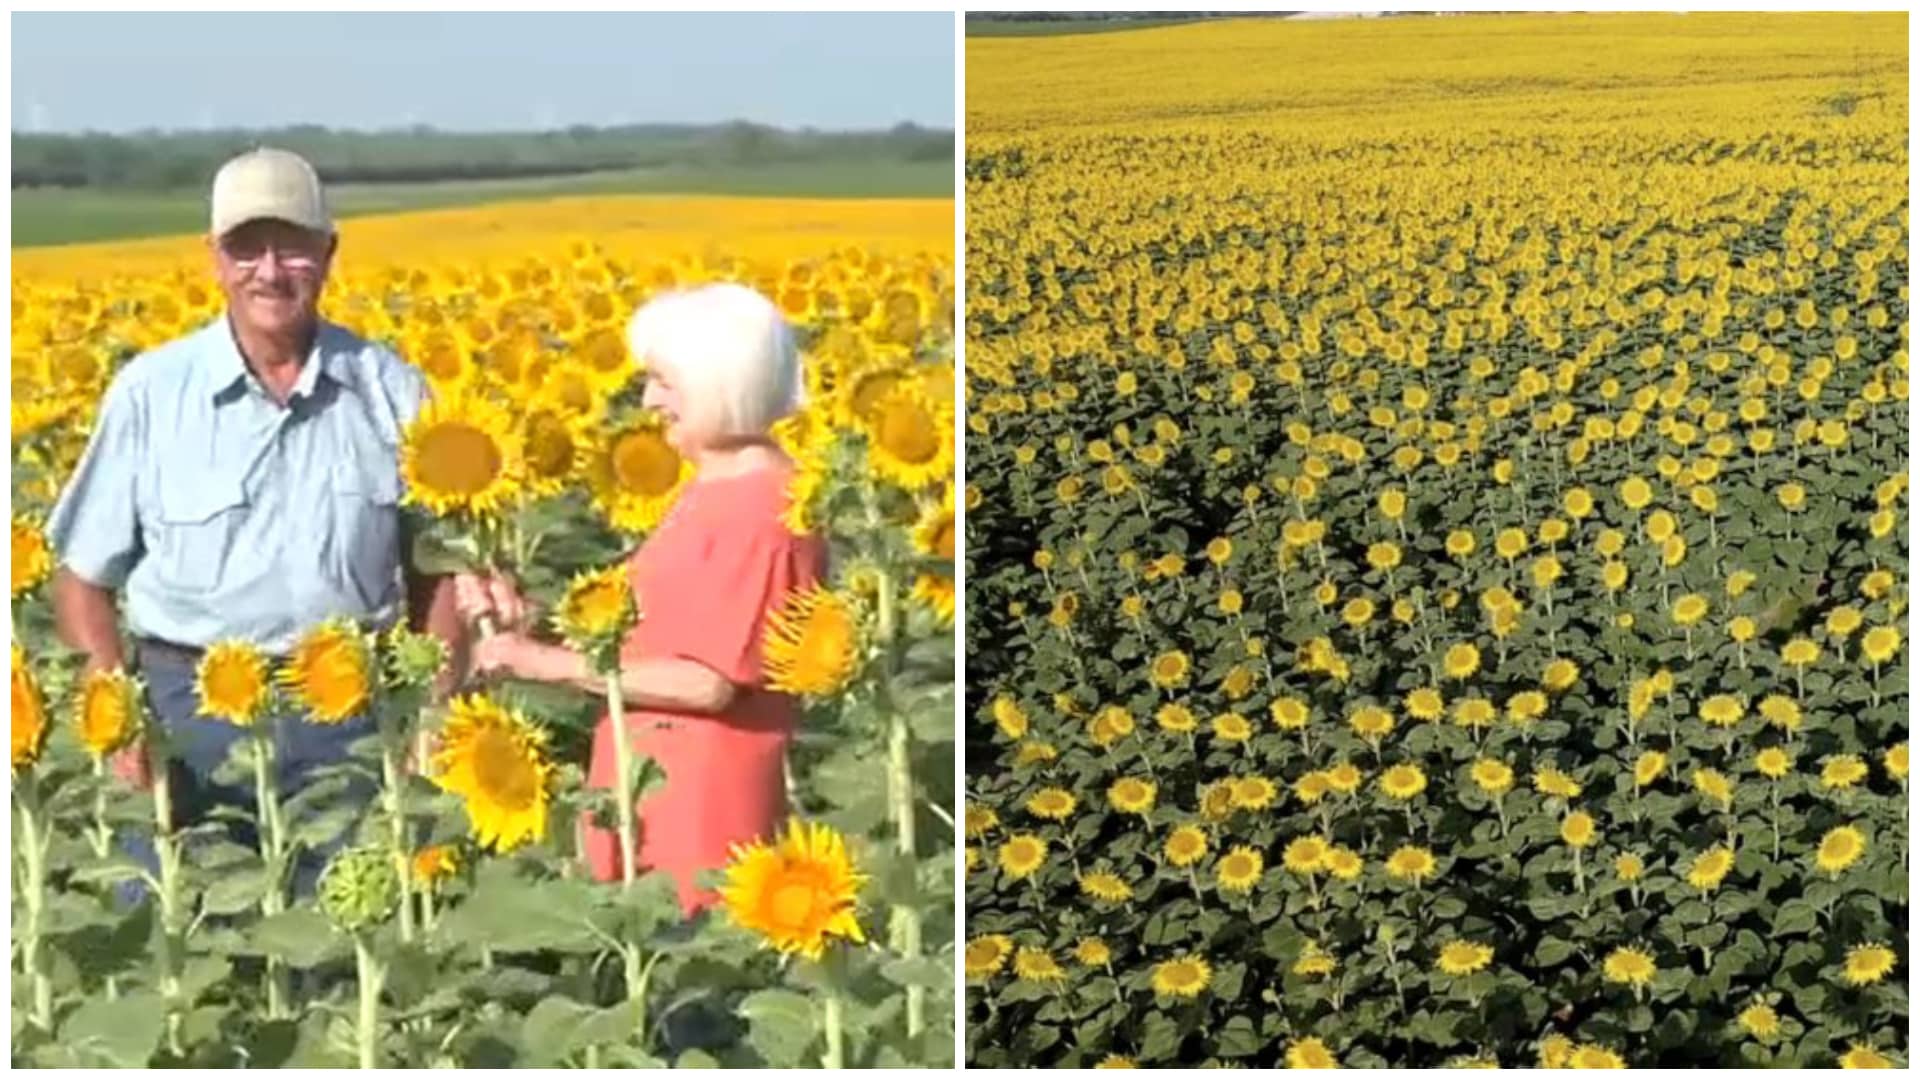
[46,147,462,884]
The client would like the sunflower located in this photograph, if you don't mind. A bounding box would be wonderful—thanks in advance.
[964,802,998,839]
[763,585,862,697]
[1283,835,1329,875]
[1538,1035,1575,1068]
[410,845,460,890]
[430,694,555,853]
[1634,750,1668,788]
[1443,642,1481,680]
[1821,755,1869,790]
[1569,1044,1627,1068]
[1285,1037,1339,1069]
[519,405,587,496]
[1215,846,1263,893]
[1165,824,1210,867]
[1230,775,1278,810]
[1013,945,1066,984]
[1148,649,1191,690]
[1078,871,1133,903]
[1861,626,1901,665]
[1074,937,1112,967]
[1436,940,1494,976]
[1093,1056,1136,1069]
[584,412,692,534]
[1107,776,1156,816]
[11,515,52,599]
[1602,946,1656,987]
[1614,853,1645,881]
[280,619,373,724]
[76,667,143,759]
[998,834,1047,879]
[1561,811,1598,848]
[1406,686,1445,720]
[1842,943,1896,986]
[1886,743,1909,781]
[1755,746,1794,779]
[1737,1002,1780,1039]
[1385,844,1437,884]
[964,934,1013,981]
[910,572,955,624]
[399,394,524,519]
[1699,694,1745,728]
[911,486,956,564]
[1324,846,1363,880]
[12,646,48,772]
[1839,1044,1894,1069]
[1026,787,1077,820]
[1380,763,1427,801]
[865,385,953,491]
[1471,758,1514,795]
[1816,825,1866,875]
[720,816,865,960]
[195,639,274,726]
[1151,955,1212,998]
[550,564,638,657]
[1686,845,1736,891]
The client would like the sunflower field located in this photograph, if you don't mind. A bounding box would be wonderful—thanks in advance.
[963,13,1908,1069]
[11,194,958,1067]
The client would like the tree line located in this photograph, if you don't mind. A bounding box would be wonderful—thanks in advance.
[13,121,954,190]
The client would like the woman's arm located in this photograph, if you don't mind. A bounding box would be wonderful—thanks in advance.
[474,631,738,714]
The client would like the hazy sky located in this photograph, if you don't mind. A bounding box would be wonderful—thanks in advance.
[13,12,955,133]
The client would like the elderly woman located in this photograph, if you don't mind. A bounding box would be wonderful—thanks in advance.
[454,283,826,913]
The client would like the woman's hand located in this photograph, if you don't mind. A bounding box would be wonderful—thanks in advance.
[470,630,544,679]
[452,571,530,631]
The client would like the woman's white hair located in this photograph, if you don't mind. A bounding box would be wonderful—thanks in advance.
[627,283,803,437]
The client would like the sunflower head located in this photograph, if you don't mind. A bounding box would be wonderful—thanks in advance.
[77,667,144,758]
[431,694,555,853]
[400,394,524,519]
[410,845,461,890]
[585,412,691,534]
[280,619,374,724]
[196,639,273,726]
[864,384,953,492]
[911,486,956,563]
[12,646,49,773]
[720,817,866,961]
[318,844,402,933]
[552,563,640,660]
[763,584,863,698]
[12,515,52,599]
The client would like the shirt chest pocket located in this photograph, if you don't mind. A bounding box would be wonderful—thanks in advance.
[329,461,403,610]
[152,475,249,592]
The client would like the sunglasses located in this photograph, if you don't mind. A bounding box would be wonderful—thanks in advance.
[220,238,326,273]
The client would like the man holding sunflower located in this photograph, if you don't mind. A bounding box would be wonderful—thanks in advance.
[45,147,465,887]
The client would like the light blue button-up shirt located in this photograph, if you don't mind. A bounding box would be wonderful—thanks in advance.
[47,315,427,654]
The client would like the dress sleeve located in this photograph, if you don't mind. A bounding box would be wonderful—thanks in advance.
[646,524,826,688]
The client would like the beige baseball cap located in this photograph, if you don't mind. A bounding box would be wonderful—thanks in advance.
[209,147,333,237]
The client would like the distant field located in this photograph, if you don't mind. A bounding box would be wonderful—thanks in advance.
[964,17,1212,37]
[13,157,954,247]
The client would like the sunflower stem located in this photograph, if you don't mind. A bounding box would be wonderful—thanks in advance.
[605,670,638,889]
[253,733,292,1018]
[15,777,54,1034]
[354,933,387,1069]
[149,727,186,1056]
[874,565,925,1041]
[379,734,415,946]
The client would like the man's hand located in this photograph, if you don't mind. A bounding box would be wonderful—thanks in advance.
[452,571,530,631]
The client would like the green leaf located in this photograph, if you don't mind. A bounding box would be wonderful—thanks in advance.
[881,955,951,989]
[1534,937,1575,966]
[520,996,597,1066]
[200,865,268,915]
[251,909,343,968]
[738,988,817,1067]
[1773,899,1818,937]
[59,989,167,1067]
[1214,1014,1262,1057]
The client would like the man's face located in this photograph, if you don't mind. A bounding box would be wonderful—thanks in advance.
[210,219,335,337]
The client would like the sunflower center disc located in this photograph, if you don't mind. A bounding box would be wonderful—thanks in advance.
[877,402,938,464]
[420,423,505,496]
[613,432,681,496]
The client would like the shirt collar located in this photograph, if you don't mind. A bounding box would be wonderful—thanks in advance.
[205,313,353,405]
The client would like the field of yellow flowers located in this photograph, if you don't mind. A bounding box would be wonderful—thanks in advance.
[12,193,957,1067]
[963,13,1906,1069]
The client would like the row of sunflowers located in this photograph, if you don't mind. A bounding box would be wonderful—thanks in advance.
[963,12,1907,1071]
[12,198,958,1068]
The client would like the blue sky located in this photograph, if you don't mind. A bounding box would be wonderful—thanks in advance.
[12,12,955,133]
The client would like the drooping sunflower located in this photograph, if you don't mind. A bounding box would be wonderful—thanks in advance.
[720,817,866,961]
[864,384,953,492]
[399,394,524,519]
[195,639,273,726]
[12,515,52,599]
[280,619,374,724]
[583,412,692,535]
[430,694,555,853]
[763,584,863,697]
[12,646,49,772]
[1150,954,1212,999]
[552,564,639,654]
[76,667,143,759]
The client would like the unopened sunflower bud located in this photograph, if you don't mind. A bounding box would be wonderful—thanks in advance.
[319,845,401,933]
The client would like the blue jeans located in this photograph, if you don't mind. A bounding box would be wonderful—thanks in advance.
[124,641,377,902]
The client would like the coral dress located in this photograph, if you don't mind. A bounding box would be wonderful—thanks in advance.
[581,463,827,914]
